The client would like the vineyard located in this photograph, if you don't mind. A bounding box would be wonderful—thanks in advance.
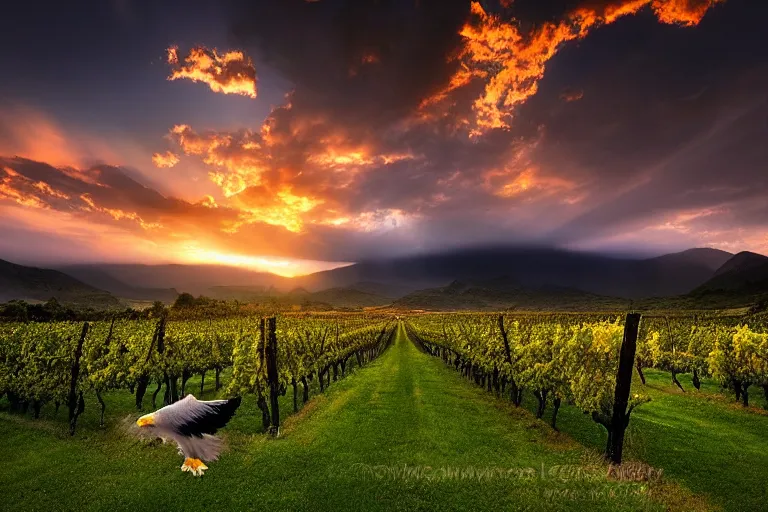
[2,309,768,511]
[0,312,396,435]
[406,312,768,461]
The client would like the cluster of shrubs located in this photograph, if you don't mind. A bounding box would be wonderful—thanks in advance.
[0,298,167,322]
[0,293,285,322]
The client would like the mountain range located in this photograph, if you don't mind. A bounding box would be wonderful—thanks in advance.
[0,259,120,306]
[289,246,734,299]
[694,251,768,292]
[1,246,767,311]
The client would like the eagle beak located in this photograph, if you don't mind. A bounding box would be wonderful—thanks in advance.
[137,414,155,427]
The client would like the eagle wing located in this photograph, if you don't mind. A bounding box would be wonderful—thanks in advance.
[166,394,242,438]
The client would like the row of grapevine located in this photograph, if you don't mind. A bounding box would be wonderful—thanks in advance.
[405,313,647,463]
[0,312,396,435]
[405,311,768,461]
[0,315,241,433]
[226,313,397,435]
[637,316,768,405]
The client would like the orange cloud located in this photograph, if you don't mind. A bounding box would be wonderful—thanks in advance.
[560,89,585,102]
[167,46,258,98]
[427,0,725,136]
[199,195,219,208]
[152,151,180,168]
[308,146,416,171]
[651,0,724,26]
[0,157,351,275]
[349,50,381,76]
[489,167,578,202]
[311,208,415,233]
[0,202,167,264]
[0,167,51,209]
[650,207,726,233]
[0,107,120,168]
[169,124,268,197]
[572,205,767,256]
[143,2,725,264]
[227,186,323,234]
[79,193,162,230]
[361,52,380,65]
[157,108,428,240]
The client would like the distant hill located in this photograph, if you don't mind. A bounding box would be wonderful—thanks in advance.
[289,261,440,294]
[615,252,768,311]
[207,285,273,301]
[295,247,734,299]
[5,246,757,311]
[208,285,392,309]
[309,287,393,308]
[59,265,179,302]
[694,251,768,292]
[52,247,734,302]
[650,248,733,272]
[0,259,120,307]
[62,263,288,296]
[641,248,733,277]
[393,277,628,311]
[344,281,413,299]
[673,251,768,310]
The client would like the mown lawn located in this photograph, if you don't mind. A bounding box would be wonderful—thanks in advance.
[2,325,676,512]
[522,368,768,512]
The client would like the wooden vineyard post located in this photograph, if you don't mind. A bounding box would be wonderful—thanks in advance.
[254,319,271,431]
[265,316,280,437]
[68,322,89,436]
[608,312,641,464]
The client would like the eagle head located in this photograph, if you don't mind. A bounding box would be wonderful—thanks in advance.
[136,414,155,428]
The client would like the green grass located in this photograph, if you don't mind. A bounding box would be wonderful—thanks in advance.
[1,324,669,511]
[522,369,768,512]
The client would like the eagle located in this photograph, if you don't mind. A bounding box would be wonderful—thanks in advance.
[137,394,242,476]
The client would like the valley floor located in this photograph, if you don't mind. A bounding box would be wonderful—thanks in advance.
[1,324,765,511]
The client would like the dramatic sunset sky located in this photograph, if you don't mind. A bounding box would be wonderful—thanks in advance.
[1,0,766,276]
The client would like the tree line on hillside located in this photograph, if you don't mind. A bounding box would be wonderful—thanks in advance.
[0,293,288,322]
[0,298,165,322]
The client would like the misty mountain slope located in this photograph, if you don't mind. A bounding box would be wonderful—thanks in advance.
[208,285,392,309]
[296,247,733,299]
[290,261,442,294]
[345,281,413,299]
[693,251,768,292]
[60,265,179,302]
[2,247,745,310]
[393,278,629,312]
[38,246,736,303]
[0,259,119,306]
[308,287,393,308]
[65,263,289,296]
[645,248,733,272]
[207,285,272,301]
[621,248,735,298]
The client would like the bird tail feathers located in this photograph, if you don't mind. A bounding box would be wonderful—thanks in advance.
[191,434,224,461]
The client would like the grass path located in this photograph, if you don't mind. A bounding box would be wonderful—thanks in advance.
[3,324,679,511]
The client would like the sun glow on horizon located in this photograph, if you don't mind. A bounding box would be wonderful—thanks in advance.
[176,244,353,277]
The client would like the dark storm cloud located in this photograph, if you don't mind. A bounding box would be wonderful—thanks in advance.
[5,0,768,267]
[229,0,470,129]
[151,0,544,258]
[521,0,768,249]
[547,85,768,243]
[165,0,759,259]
